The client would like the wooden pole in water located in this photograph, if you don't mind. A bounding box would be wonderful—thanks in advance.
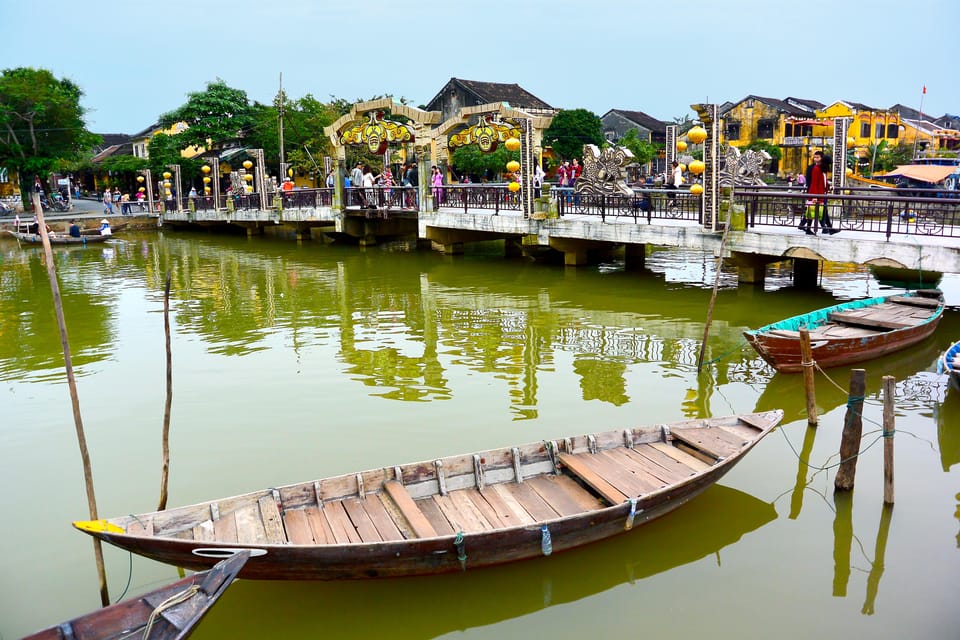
[32,192,110,606]
[158,273,172,511]
[799,329,817,426]
[696,226,734,372]
[835,369,866,491]
[882,375,895,504]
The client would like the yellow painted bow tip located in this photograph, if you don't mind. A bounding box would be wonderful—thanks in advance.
[73,520,124,534]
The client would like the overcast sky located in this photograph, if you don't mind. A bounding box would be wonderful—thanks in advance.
[2,0,955,134]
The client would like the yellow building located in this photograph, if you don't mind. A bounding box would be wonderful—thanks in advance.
[818,101,902,173]
[130,121,205,159]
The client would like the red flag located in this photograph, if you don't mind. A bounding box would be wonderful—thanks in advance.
[923,85,927,94]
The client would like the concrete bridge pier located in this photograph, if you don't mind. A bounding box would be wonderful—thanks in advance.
[792,257,820,288]
[731,251,774,286]
[548,238,608,266]
[624,244,646,271]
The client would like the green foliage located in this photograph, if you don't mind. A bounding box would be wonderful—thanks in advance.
[158,79,255,151]
[450,144,520,182]
[543,108,603,161]
[617,129,659,166]
[0,67,98,193]
[745,139,782,161]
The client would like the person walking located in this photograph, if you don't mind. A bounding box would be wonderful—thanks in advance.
[799,150,838,235]
[350,162,364,205]
[666,161,683,208]
[103,187,114,215]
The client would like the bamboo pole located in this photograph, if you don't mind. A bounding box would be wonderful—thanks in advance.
[799,328,818,426]
[696,225,734,372]
[835,369,867,491]
[882,375,895,504]
[32,193,110,606]
[158,272,172,511]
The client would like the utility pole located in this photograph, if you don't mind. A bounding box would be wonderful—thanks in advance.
[278,72,285,168]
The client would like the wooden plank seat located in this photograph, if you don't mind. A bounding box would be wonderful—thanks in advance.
[887,295,940,308]
[827,311,909,331]
[670,426,743,460]
[383,480,438,539]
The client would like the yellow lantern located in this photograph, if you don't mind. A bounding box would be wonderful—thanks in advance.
[202,176,211,184]
[136,175,144,183]
[506,160,520,173]
[244,174,254,182]
[163,180,171,188]
[676,140,688,152]
[847,136,856,147]
[164,189,172,197]
[201,165,211,174]
[287,168,294,177]
[688,126,707,144]
[508,181,521,193]
[689,184,704,196]
[204,186,211,194]
[245,185,253,194]
[504,137,521,152]
[845,167,854,176]
[243,160,253,170]
[138,187,145,193]
[678,163,687,172]
[688,159,705,175]
[162,171,172,179]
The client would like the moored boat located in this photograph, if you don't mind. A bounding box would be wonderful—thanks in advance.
[74,411,783,580]
[21,550,248,640]
[744,291,944,373]
[941,339,960,388]
[3,230,111,245]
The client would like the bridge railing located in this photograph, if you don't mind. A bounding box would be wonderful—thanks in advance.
[280,188,334,210]
[344,186,417,210]
[442,185,521,213]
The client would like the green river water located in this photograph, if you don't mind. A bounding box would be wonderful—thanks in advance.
[0,230,957,639]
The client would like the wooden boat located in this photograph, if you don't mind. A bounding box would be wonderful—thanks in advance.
[941,339,960,388]
[22,550,248,640]
[74,411,783,580]
[4,230,111,245]
[744,291,944,373]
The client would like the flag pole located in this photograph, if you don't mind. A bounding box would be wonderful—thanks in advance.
[912,85,926,160]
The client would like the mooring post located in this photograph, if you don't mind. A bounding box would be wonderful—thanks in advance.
[882,375,895,504]
[834,368,866,491]
[799,328,817,426]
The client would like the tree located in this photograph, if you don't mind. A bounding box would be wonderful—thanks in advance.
[543,108,603,161]
[0,67,98,200]
[158,79,255,152]
[450,144,520,182]
[617,129,659,166]
[245,94,338,180]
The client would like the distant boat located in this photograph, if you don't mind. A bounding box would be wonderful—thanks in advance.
[74,411,783,580]
[941,339,960,388]
[22,550,248,640]
[4,230,111,245]
[744,291,944,373]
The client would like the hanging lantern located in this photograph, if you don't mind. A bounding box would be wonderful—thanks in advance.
[245,184,253,194]
[162,171,172,179]
[845,167,854,176]
[163,180,171,188]
[506,160,521,174]
[508,181,521,193]
[847,136,856,147]
[689,184,704,196]
[202,176,211,184]
[504,137,521,152]
[204,186,211,194]
[287,168,294,177]
[138,187,145,193]
[244,174,254,182]
[136,175,144,183]
[688,126,707,144]
[688,160,705,175]
[164,189,172,197]
[678,163,687,173]
[676,140,688,152]
[243,160,253,170]
[201,165,211,174]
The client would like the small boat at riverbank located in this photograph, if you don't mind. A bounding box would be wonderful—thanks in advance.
[744,291,944,373]
[74,411,783,580]
[3,230,111,245]
[941,340,960,388]
[22,551,248,640]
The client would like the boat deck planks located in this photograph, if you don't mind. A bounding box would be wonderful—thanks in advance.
[449,490,496,532]
[671,427,742,460]
[383,480,438,539]
[323,501,362,544]
[258,496,287,544]
[462,488,507,529]
[478,484,535,527]
[647,441,712,472]
[525,475,594,517]
[283,508,315,544]
[234,504,268,544]
[557,453,628,504]
[341,498,383,543]
[623,446,693,484]
[568,451,652,498]
[596,450,666,492]
[416,496,458,535]
[303,506,336,544]
[506,481,562,521]
[489,484,538,525]
[213,512,238,543]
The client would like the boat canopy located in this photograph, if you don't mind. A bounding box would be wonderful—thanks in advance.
[880,164,957,183]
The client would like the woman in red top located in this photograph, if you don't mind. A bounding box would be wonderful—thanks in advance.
[800,150,838,235]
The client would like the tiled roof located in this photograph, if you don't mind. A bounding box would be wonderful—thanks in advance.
[606,109,666,132]
[432,78,554,112]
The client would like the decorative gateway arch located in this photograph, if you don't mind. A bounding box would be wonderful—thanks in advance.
[324,98,441,211]
[435,103,553,218]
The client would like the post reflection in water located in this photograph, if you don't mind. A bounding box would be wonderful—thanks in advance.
[2,232,960,639]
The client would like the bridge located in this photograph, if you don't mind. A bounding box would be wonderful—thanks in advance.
[159,183,960,288]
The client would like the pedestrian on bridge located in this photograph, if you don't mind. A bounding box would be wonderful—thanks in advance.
[800,150,838,235]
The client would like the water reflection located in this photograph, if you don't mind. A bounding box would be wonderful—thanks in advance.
[200,485,774,638]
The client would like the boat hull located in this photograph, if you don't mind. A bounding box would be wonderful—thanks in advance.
[5,231,110,245]
[75,412,783,580]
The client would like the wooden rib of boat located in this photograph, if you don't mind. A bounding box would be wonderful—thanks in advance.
[941,340,960,388]
[744,291,944,374]
[4,230,111,245]
[22,550,248,640]
[74,411,783,580]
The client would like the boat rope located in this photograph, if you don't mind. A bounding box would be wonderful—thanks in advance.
[778,422,886,472]
[540,525,552,556]
[141,584,200,640]
[113,551,135,603]
[702,338,750,367]
[624,498,639,530]
[453,531,467,571]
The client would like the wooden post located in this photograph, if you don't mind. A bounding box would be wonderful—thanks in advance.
[32,192,110,606]
[799,329,817,426]
[834,369,866,491]
[158,272,172,511]
[882,375,895,504]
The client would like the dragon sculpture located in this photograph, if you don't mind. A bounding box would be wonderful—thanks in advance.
[574,144,635,196]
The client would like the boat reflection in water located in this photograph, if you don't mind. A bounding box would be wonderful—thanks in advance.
[203,485,774,637]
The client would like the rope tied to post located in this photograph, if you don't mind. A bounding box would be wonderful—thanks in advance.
[454,531,467,571]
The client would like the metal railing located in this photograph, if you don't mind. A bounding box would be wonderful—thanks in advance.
[442,185,521,213]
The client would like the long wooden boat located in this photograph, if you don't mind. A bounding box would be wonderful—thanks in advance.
[22,550,248,640]
[74,411,783,580]
[4,230,111,245]
[941,339,960,388]
[744,291,944,373]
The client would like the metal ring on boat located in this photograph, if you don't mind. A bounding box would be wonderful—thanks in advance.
[192,547,267,558]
